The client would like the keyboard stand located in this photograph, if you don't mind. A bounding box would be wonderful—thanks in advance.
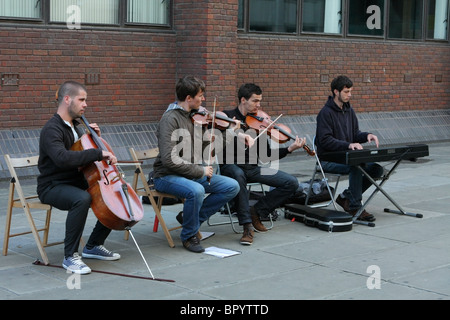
[353,158,423,227]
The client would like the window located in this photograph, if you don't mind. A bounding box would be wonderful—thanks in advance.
[127,0,169,25]
[0,0,41,19]
[238,0,244,29]
[50,0,120,25]
[302,0,342,34]
[348,0,385,36]
[388,0,423,39]
[239,0,449,42]
[249,0,297,33]
[427,0,449,39]
[0,0,170,28]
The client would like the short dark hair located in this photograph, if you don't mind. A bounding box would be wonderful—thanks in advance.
[57,81,87,104]
[238,83,262,103]
[331,76,353,97]
[176,76,206,101]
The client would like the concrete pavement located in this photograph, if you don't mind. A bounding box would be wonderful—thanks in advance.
[0,142,449,304]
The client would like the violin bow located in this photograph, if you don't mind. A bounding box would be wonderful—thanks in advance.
[206,96,217,184]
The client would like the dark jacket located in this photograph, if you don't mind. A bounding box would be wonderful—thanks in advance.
[37,113,103,196]
[220,107,290,165]
[315,96,369,158]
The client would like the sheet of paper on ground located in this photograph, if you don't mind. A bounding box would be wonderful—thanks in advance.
[204,246,241,258]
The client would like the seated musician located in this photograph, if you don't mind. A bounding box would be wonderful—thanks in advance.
[219,83,306,246]
[37,81,120,275]
[315,75,384,221]
[152,76,241,253]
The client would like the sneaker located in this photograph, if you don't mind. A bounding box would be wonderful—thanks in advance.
[82,245,121,261]
[182,235,204,253]
[240,224,254,245]
[62,253,91,274]
[250,206,268,232]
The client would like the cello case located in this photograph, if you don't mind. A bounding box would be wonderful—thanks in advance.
[284,203,353,232]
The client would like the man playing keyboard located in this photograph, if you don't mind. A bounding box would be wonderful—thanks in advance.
[315,75,384,222]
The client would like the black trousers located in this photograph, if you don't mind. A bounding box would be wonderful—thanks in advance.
[220,164,299,225]
[39,178,111,258]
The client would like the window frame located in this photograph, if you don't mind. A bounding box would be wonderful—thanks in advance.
[0,0,172,31]
[238,0,449,44]
[424,0,450,41]
[0,0,45,23]
[345,0,387,39]
[124,0,171,28]
[248,0,300,35]
[300,0,344,37]
[386,0,425,41]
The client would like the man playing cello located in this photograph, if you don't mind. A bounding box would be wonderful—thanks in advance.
[37,81,120,274]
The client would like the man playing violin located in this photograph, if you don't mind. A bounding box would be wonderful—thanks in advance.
[315,75,384,221]
[152,76,241,253]
[37,81,120,274]
[219,83,306,245]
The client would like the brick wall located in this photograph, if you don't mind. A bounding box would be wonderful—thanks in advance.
[0,0,449,131]
[0,27,178,129]
[174,0,238,110]
[236,35,450,117]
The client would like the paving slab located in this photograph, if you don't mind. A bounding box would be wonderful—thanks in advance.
[0,142,448,305]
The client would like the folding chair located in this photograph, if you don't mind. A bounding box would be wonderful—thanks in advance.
[127,147,182,248]
[3,154,63,265]
[206,161,240,233]
[304,137,346,210]
[207,160,274,231]
[247,182,266,196]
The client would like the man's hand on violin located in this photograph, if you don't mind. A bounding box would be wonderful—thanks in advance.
[230,118,241,131]
[287,136,306,153]
[238,132,255,148]
[102,151,117,165]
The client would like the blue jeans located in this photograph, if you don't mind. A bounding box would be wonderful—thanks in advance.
[220,164,299,225]
[154,174,239,242]
[320,161,384,210]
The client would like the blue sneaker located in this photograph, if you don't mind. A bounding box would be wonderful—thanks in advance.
[82,245,121,261]
[63,253,91,274]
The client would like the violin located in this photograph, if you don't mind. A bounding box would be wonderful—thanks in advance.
[245,110,315,156]
[191,106,246,129]
[71,115,144,230]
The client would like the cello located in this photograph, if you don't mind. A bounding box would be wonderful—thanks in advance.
[71,115,144,230]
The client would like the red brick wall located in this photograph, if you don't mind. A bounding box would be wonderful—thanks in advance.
[0,0,449,130]
[174,0,238,111]
[236,36,450,116]
[0,28,177,128]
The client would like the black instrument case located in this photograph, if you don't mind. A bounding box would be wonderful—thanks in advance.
[284,203,353,232]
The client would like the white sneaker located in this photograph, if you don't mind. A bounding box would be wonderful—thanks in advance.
[62,253,91,274]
